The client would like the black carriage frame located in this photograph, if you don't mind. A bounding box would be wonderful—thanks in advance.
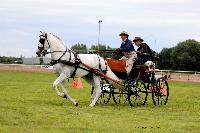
[93,53,169,107]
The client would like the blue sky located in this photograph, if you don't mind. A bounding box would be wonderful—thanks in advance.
[0,0,200,57]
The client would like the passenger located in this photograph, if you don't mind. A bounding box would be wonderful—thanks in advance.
[133,37,151,54]
[133,37,151,62]
[114,31,137,74]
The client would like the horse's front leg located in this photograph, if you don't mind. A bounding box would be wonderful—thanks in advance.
[53,79,64,97]
[53,73,78,106]
[61,81,78,106]
[52,69,65,97]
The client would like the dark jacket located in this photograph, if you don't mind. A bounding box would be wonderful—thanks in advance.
[137,43,151,62]
[120,39,135,52]
[137,43,151,54]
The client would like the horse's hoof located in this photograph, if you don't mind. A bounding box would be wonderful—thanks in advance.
[89,104,95,107]
[64,94,67,99]
[75,102,79,107]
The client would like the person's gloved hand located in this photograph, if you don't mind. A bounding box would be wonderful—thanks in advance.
[113,48,121,54]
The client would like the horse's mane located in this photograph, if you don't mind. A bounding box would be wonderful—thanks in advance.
[50,33,65,45]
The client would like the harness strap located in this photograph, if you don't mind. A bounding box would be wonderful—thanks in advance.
[97,55,102,72]
[50,52,109,79]
[104,60,108,74]
[69,50,72,61]
[70,53,81,78]
[57,47,68,62]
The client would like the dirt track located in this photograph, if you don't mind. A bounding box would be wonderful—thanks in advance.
[0,64,54,73]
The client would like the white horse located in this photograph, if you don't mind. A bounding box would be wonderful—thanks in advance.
[36,32,120,107]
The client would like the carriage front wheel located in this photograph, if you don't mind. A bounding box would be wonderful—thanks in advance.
[128,80,148,107]
[152,77,169,105]
[91,78,112,104]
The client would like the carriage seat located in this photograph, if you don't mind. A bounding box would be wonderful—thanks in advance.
[105,58,126,72]
[105,58,127,79]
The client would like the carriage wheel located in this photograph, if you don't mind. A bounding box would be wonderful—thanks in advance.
[152,77,169,105]
[98,83,112,104]
[112,88,128,104]
[128,80,148,107]
[91,78,112,104]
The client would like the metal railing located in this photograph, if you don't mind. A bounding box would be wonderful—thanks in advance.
[155,69,200,81]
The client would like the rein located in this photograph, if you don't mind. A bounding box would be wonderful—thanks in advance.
[38,34,111,81]
[46,50,67,54]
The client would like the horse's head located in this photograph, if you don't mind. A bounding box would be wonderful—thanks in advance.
[36,31,50,57]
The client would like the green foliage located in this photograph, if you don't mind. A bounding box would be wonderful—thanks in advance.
[39,57,44,65]
[71,43,88,54]
[157,48,173,70]
[70,43,114,58]
[0,71,200,133]
[0,56,22,64]
[90,44,113,51]
[90,44,115,58]
[157,39,200,71]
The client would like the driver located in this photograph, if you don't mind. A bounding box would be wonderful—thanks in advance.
[115,31,137,75]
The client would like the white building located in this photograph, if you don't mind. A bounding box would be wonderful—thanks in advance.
[22,57,51,65]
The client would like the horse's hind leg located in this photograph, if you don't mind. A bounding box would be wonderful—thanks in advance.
[84,76,96,103]
[91,87,96,102]
[89,76,102,107]
[53,73,78,106]
[61,81,78,106]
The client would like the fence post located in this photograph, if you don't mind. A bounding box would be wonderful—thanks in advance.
[179,73,181,79]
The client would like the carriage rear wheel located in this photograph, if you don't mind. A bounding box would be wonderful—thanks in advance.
[152,77,169,105]
[128,80,148,107]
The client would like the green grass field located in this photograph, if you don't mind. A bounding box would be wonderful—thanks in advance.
[0,70,200,133]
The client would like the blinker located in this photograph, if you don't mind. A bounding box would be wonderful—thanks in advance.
[39,38,45,44]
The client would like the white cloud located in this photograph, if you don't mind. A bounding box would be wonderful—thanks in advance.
[0,0,200,56]
[0,29,35,57]
[194,37,200,42]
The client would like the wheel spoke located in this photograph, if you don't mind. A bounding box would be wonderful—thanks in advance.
[152,77,169,106]
[113,89,128,104]
[128,80,148,107]
[96,79,112,104]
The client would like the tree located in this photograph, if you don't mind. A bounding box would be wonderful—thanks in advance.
[71,43,87,54]
[157,48,173,70]
[90,44,111,51]
[171,39,200,71]
[90,44,115,58]
[157,39,200,71]
[0,56,16,64]
[39,57,44,65]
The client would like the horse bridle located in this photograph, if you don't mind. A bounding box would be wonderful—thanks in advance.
[36,33,71,57]
[36,33,50,56]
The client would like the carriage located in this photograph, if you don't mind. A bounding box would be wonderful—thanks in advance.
[36,32,169,107]
[92,52,169,107]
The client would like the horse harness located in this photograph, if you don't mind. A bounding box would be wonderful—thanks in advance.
[38,33,108,78]
[50,50,108,78]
